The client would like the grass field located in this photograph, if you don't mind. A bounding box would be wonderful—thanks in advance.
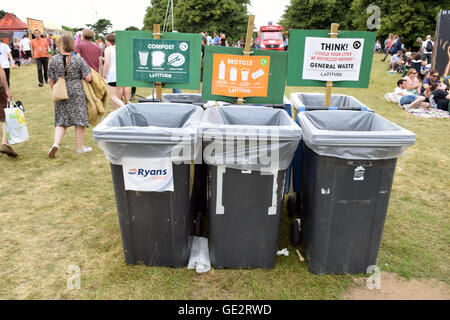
[0,55,448,299]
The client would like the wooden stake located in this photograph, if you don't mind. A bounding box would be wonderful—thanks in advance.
[154,24,163,101]
[237,15,255,104]
[324,23,339,107]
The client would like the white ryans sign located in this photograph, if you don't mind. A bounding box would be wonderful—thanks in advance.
[122,157,174,192]
[302,37,365,81]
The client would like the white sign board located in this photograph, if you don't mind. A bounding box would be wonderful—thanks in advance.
[122,157,174,192]
[302,37,365,82]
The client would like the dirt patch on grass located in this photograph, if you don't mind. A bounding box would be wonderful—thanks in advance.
[343,272,450,300]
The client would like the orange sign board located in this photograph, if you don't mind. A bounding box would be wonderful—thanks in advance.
[211,54,270,97]
[27,18,45,34]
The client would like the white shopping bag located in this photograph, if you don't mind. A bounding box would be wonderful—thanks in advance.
[5,100,29,145]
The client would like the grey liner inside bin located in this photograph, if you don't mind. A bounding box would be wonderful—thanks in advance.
[291,93,370,111]
[93,103,203,165]
[200,106,301,171]
[162,93,207,108]
[298,111,416,160]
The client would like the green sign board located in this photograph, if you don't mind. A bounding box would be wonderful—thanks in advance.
[116,31,201,90]
[287,29,376,88]
[202,46,288,104]
[132,39,190,83]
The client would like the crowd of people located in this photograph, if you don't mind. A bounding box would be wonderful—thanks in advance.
[200,31,288,51]
[1,28,449,159]
[0,28,128,159]
[381,33,450,111]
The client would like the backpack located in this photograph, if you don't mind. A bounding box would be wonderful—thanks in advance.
[425,40,433,52]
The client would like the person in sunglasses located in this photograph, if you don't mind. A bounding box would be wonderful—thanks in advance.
[420,70,443,101]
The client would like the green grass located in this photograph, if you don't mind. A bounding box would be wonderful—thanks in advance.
[0,54,448,299]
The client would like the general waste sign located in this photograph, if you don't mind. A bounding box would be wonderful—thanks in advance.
[133,39,190,83]
[303,37,364,82]
[287,29,376,88]
[211,54,270,97]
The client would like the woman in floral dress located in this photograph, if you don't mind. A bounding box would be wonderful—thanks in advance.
[47,36,92,158]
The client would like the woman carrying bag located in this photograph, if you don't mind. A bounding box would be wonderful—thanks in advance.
[47,36,92,158]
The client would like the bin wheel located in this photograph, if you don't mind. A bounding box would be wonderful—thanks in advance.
[290,219,301,247]
[195,211,202,236]
[287,195,296,217]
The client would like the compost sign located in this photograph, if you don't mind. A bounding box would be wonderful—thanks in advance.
[303,37,364,82]
[132,39,190,83]
[211,54,271,97]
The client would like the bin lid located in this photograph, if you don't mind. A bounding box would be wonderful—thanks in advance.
[298,111,416,159]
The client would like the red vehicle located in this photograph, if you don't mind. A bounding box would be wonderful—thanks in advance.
[259,23,284,51]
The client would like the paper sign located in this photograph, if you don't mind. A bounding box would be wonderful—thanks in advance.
[302,37,364,82]
[122,157,174,192]
[211,54,270,97]
[132,39,190,83]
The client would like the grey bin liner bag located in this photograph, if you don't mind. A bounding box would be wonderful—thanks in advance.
[93,103,204,165]
[291,92,370,110]
[162,93,207,108]
[298,111,416,160]
[200,106,302,171]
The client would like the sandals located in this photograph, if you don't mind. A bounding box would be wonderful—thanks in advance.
[48,144,59,158]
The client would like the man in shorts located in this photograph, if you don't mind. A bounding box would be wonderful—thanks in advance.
[0,65,17,158]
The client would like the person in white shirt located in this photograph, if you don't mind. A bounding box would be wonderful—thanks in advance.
[205,32,212,45]
[422,35,434,64]
[102,33,129,110]
[388,50,404,72]
[0,42,15,87]
[394,79,429,108]
[19,35,32,65]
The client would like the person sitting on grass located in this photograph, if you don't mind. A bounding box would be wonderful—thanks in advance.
[410,53,424,80]
[0,66,17,158]
[394,79,429,108]
[429,82,450,111]
[389,50,404,73]
[420,70,442,102]
[403,69,421,94]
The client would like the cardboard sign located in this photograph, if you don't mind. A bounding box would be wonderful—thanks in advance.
[302,37,365,82]
[211,54,270,97]
[122,157,174,192]
[133,39,190,83]
[287,29,376,88]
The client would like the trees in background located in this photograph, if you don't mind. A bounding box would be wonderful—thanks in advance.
[142,0,250,42]
[280,0,443,48]
[86,19,113,38]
